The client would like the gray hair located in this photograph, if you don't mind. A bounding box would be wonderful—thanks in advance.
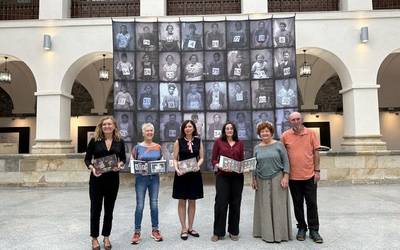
[142,123,154,134]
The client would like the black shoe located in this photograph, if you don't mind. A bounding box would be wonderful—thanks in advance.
[296,228,307,241]
[310,230,323,244]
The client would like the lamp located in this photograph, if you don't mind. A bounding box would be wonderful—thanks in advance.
[99,54,109,81]
[43,34,52,50]
[360,27,369,43]
[0,56,12,84]
[299,49,312,77]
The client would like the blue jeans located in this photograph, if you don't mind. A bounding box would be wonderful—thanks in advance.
[134,174,160,232]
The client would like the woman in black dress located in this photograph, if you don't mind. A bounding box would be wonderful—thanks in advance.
[84,116,126,250]
[172,120,204,240]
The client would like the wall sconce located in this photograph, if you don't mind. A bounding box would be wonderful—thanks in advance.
[0,56,12,84]
[43,34,52,50]
[99,54,109,81]
[360,27,369,43]
[300,49,312,77]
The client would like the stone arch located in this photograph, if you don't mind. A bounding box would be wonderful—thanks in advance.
[71,81,95,116]
[314,74,343,112]
[377,49,400,109]
[0,87,14,116]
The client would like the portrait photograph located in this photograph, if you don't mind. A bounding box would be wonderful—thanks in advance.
[160,112,182,141]
[274,47,296,79]
[114,51,135,80]
[228,81,251,110]
[250,19,272,49]
[204,21,226,50]
[181,22,203,51]
[251,80,274,109]
[252,111,275,139]
[205,51,226,81]
[206,112,227,140]
[183,82,205,111]
[205,81,227,111]
[113,22,135,51]
[135,51,158,81]
[159,82,181,111]
[183,112,205,140]
[182,52,204,81]
[115,111,135,142]
[159,52,181,82]
[226,20,249,49]
[243,140,253,159]
[276,108,296,138]
[161,142,176,172]
[137,82,159,111]
[229,111,252,140]
[124,142,133,167]
[227,50,250,81]
[250,49,273,80]
[113,81,135,111]
[204,142,215,172]
[159,22,180,51]
[275,78,298,108]
[135,22,157,51]
[273,18,295,48]
[136,112,159,142]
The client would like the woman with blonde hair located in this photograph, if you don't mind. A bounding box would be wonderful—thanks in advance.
[84,116,127,250]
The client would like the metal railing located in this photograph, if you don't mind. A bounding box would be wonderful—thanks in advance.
[71,0,140,18]
[268,0,339,12]
[0,0,39,20]
[167,0,241,16]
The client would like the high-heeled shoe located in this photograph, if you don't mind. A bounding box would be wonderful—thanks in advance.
[91,239,100,250]
[103,237,112,250]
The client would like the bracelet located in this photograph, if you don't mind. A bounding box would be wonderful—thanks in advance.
[314,169,320,172]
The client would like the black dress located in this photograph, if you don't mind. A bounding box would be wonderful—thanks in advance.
[172,137,204,200]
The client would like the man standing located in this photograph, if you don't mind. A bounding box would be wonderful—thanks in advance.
[281,112,323,244]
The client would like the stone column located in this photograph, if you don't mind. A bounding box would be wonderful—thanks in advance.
[32,91,74,154]
[340,85,387,152]
[242,0,268,14]
[340,0,372,11]
[140,0,166,16]
[39,0,71,19]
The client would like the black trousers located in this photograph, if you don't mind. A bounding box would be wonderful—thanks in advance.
[213,174,244,236]
[89,172,119,238]
[289,176,319,231]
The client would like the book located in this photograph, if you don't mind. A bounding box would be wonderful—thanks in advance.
[130,159,168,175]
[177,157,199,174]
[93,154,119,174]
[218,156,256,173]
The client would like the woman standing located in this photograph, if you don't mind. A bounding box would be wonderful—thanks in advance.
[252,122,292,242]
[211,122,244,242]
[172,120,204,240]
[130,123,163,244]
[84,116,126,250]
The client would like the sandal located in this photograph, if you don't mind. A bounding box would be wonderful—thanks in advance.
[91,239,100,250]
[180,231,188,240]
[188,229,200,237]
[103,237,112,250]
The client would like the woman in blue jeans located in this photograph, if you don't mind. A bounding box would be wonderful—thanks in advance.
[130,123,163,244]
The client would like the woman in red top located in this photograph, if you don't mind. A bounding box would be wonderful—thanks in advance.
[210,121,244,242]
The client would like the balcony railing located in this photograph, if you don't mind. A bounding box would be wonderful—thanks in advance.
[373,0,400,9]
[167,0,241,15]
[268,0,339,12]
[0,0,39,20]
[71,0,140,18]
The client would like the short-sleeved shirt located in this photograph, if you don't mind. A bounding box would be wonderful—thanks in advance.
[281,127,320,180]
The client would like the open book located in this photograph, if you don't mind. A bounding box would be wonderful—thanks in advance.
[177,157,199,174]
[218,156,256,173]
[93,154,119,174]
[130,159,168,175]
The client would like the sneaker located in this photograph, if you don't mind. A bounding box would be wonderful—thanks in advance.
[296,228,307,241]
[229,234,239,241]
[131,232,141,244]
[151,229,163,242]
[211,235,219,242]
[310,230,323,244]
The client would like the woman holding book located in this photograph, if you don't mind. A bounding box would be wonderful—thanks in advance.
[130,123,164,244]
[84,116,126,250]
[172,120,204,240]
[211,121,245,242]
[252,122,292,242]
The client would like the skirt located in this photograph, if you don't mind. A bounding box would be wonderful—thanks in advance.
[172,171,204,200]
[253,172,292,242]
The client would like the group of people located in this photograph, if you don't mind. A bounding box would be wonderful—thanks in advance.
[84,111,323,249]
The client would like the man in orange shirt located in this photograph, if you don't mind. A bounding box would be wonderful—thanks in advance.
[281,112,323,244]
